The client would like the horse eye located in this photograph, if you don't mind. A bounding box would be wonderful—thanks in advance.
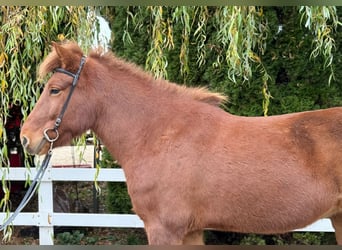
[50,88,60,95]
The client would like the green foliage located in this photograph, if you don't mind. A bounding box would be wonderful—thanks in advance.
[240,234,266,245]
[104,6,342,119]
[54,228,147,245]
[56,230,85,245]
[205,231,336,245]
[299,6,341,84]
[126,233,146,245]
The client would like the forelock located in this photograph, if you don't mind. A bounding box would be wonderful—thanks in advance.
[38,50,61,81]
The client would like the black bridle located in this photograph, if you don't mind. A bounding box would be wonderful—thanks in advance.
[43,55,87,144]
[0,56,86,233]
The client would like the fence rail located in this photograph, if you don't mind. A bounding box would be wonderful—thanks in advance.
[0,166,335,245]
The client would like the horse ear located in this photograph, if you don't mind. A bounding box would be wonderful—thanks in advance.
[52,42,81,71]
[52,42,68,63]
[52,42,66,59]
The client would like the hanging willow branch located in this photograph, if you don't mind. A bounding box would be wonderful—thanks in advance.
[214,6,269,84]
[0,6,97,242]
[213,6,271,114]
[299,6,342,84]
[132,6,270,87]
[172,6,192,80]
[193,6,209,68]
[145,6,173,79]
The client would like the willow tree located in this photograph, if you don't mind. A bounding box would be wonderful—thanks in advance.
[0,6,97,241]
[104,6,341,116]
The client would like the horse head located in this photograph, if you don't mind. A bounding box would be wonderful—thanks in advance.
[20,42,94,155]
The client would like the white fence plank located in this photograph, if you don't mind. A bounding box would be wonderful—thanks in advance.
[0,167,126,182]
[0,212,38,226]
[295,219,334,232]
[0,213,144,228]
[52,213,144,228]
[0,166,336,245]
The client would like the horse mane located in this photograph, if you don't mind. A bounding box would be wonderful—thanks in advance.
[39,41,227,107]
[89,47,227,107]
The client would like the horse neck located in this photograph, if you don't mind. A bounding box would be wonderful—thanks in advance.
[89,61,163,166]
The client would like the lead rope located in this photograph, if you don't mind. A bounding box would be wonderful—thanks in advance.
[0,55,86,233]
[0,140,54,231]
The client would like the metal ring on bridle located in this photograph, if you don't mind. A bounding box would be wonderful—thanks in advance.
[43,128,60,142]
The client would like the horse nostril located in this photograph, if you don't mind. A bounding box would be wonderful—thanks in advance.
[21,136,29,148]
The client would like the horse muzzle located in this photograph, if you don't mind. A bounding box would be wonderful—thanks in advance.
[20,134,49,155]
[21,127,60,155]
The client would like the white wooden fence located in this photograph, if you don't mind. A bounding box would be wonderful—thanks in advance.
[0,144,336,245]
[0,166,144,245]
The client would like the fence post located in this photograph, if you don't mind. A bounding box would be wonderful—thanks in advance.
[38,166,54,245]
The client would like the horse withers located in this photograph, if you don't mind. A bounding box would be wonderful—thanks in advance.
[21,41,342,245]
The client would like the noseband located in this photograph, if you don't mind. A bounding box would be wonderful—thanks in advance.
[44,56,87,146]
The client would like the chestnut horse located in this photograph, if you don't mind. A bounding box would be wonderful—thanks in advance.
[21,42,342,245]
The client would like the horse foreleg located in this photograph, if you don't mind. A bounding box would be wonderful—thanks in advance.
[145,224,184,245]
[331,214,342,244]
[182,230,204,245]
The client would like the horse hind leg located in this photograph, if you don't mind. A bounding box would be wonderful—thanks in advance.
[331,213,342,244]
[182,230,204,245]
